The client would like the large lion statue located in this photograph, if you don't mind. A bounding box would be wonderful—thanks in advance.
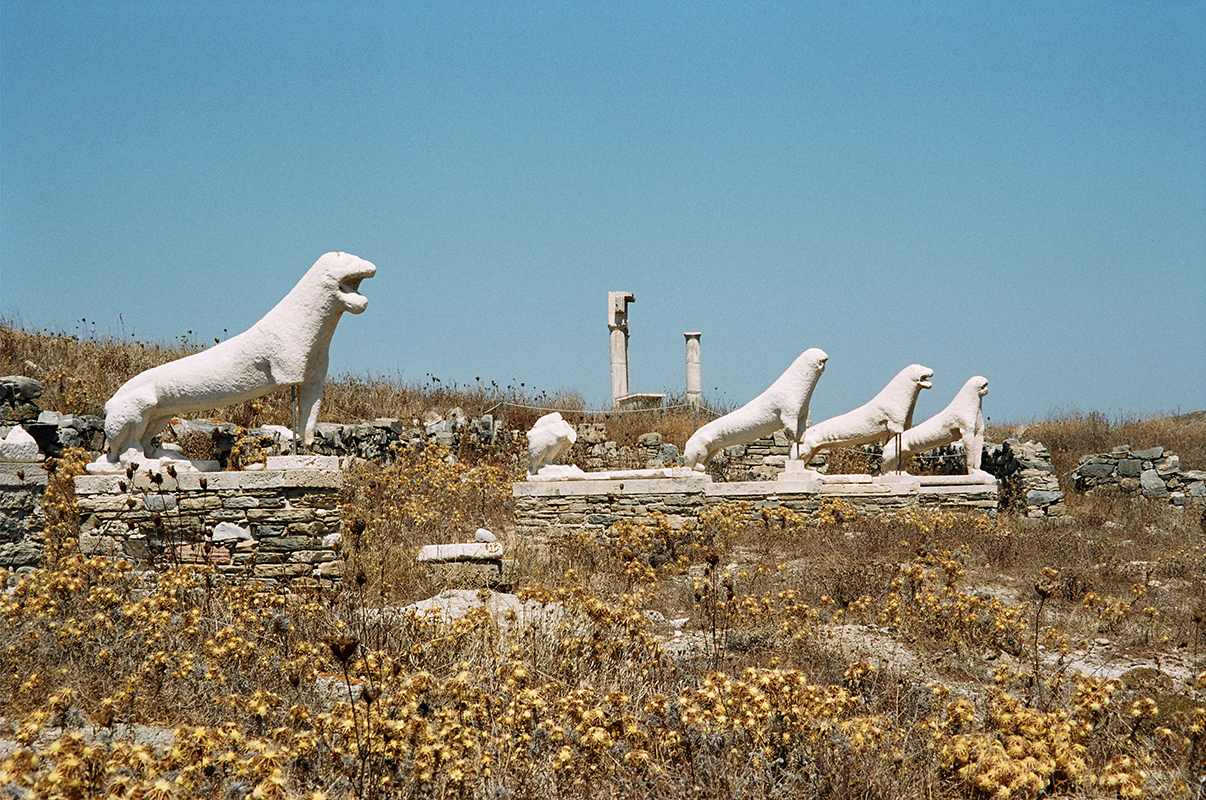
[684,347,828,470]
[796,363,933,471]
[880,375,989,475]
[93,251,376,472]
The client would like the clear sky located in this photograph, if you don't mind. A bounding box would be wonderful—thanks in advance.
[2,2,1203,423]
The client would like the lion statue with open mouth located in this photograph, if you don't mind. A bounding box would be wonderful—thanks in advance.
[91,251,376,472]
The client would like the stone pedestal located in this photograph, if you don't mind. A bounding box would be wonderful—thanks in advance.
[514,468,998,539]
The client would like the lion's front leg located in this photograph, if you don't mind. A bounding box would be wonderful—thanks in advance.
[297,378,323,447]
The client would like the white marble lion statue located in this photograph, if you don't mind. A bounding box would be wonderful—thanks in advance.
[94,251,376,471]
[797,363,933,471]
[684,347,828,470]
[880,375,989,475]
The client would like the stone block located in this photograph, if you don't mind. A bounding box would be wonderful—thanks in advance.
[289,549,337,563]
[80,495,137,512]
[259,536,319,552]
[1026,489,1062,506]
[417,542,504,563]
[1116,459,1142,478]
[247,508,315,523]
[211,521,252,542]
[1139,469,1169,497]
[144,494,177,512]
[179,495,222,511]
[1156,455,1180,474]
[316,560,345,578]
[253,563,311,578]
[0,540,42,567]
[265,455,341,471]
[1131,447,1164,461]
[78,529,123,556]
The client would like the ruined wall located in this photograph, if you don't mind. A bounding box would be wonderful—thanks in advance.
[74,469,344,587]
[1072,446,1205,507]
[0,462,46,581]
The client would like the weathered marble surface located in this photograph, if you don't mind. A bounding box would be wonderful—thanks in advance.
[265,455,340,471]
[526,412,577,475]
[417,542,504,563]
[0,426,40,462]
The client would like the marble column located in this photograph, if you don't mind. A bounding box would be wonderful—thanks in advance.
[608,292,635,407]
[683,331,702,407]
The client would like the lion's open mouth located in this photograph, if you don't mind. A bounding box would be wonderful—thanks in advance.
[337,267,375,313]
[919,376,934,389]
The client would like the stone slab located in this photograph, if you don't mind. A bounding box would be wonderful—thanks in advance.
[514,477,712,497]
[917,474,1000,487]
[0,462,47,487]
[265,455,341,471]
[707,480,822,497]
[75,468,342,495]
[529,465,701,482]
[417,542,505,563]
[918,483,998,496]
[706,479,924,498]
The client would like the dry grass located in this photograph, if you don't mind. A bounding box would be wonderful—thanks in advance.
[2,444,1205,798]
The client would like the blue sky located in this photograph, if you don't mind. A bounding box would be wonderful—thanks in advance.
[2,2,1203,422]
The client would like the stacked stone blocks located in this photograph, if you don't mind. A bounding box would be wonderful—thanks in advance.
[74,469,343,586]
[1072,446,1205,507]
[514,475,998,540]
[0,462,46,574]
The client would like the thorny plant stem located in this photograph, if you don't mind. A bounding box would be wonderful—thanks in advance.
[1031,595,1046,709]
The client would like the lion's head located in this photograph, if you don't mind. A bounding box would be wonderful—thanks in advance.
[802,347,829,373]
[308,251,377,315]
[901,363,934,390]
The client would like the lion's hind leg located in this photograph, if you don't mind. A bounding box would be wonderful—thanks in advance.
[963,425,986,475]
[139,413,174,456]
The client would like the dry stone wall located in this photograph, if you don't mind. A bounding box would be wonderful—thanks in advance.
[1072,446,1205,507]
[0,462,46,581]
[564,423,1065,518]
[74,469,344,587]
[982,439,1066,518]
